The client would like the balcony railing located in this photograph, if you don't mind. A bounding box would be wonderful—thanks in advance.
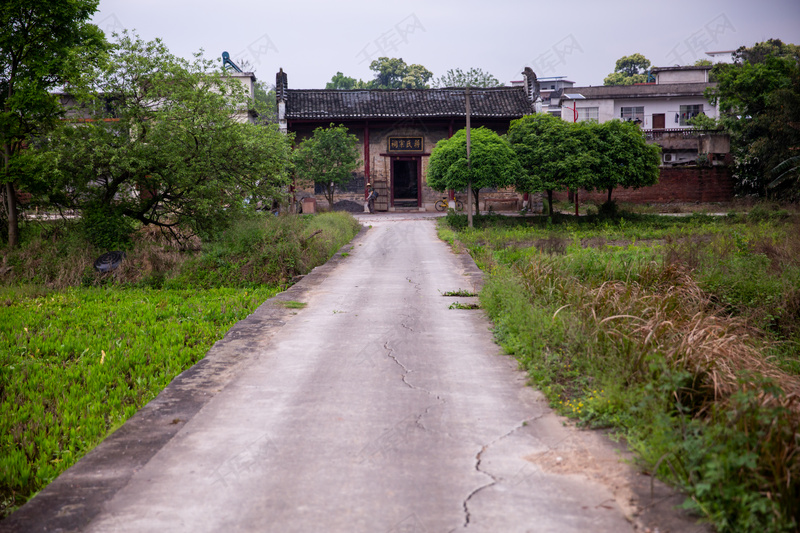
[643,128,716,141]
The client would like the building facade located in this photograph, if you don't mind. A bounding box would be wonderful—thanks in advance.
[277,69,536,211]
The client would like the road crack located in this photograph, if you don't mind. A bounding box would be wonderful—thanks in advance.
[457,416,544,530]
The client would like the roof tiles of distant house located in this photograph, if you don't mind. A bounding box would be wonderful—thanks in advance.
[558,83,715,102]
[284,87,534,120]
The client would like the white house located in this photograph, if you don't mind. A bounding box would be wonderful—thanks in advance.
[557,65,716,129]
[556,65,730,166]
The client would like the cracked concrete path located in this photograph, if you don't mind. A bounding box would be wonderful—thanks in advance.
[3,216,707,533]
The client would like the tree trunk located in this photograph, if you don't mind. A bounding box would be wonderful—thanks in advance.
[546,189,554,217]
[324,184,335,211]
[473,187,480,215]
[607,187,613,204]
[3,143,19,247]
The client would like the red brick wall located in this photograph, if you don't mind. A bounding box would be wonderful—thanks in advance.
[554,166,735,204]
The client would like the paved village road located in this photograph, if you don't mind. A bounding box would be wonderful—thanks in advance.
[4,215,707,533]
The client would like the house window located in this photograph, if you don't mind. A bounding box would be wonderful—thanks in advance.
[620,106,644,123]
[679,104,703,126]
[577,107,598,122]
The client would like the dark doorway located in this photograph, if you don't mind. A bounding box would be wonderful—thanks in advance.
[653,113,665,130]
[392,158,419,207]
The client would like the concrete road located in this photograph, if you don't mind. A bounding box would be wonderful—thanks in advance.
[4,215,706,533]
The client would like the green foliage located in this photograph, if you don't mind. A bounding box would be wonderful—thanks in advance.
[687,113,722,130]
[0,0,108,247]
[427,127,524,212]
[507,114,597,215]
[508,116,659,212]
[173,212,360,288]
[603,53,651,85]
[253,80,278,124]
[434,67,502,88]
[443,211,800,532]
[586,120,661,202]
[0,285,278,516]
[367,57,433,89]
[81,203,136,251]
[33,32,292,243]
[292,124,361,208]
[325,71,367,90]
[0,210,360,515]
[706,39,800,199]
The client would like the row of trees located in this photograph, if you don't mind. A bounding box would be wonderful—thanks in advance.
[428,114,661,216]
[706,39,800,200]
[1,23,293,248]
[326,58,501,90]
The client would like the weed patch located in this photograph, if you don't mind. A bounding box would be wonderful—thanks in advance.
[0,286,277,517]
[443,207,800,532]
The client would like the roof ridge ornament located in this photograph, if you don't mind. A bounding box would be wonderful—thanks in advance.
[522,67,542,113]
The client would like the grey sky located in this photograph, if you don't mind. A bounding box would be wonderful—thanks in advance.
[93,0,800,89]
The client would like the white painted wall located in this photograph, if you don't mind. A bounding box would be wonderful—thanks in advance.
[654,69,709,84]
[561,95,717,128]
[614,97,718,129]
[562,98,614,123]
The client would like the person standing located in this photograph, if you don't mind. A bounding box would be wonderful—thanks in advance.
[367,183,378,214]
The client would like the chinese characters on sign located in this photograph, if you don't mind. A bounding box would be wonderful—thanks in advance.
[356,13,426,65]
[388,137,423,152]
[664,13,736,65]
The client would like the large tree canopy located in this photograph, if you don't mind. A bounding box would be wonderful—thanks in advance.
[434,68,502,88]
[603,53,652,86]
[508,114,597,215]
[35,32,292,246]
[367,57,433,89]
[325,72,367,90]
[427,127,524,213]
[292,124,361,209]
[586,120,661,203]
[0,0,107,246]
[706,39,800,198]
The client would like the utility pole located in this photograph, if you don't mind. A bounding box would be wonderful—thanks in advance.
[466,86,473,228]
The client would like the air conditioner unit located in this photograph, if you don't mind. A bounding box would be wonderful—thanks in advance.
[663,153,674,163]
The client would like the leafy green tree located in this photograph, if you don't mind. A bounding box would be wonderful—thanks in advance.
[427,127,524,214]
[586,120,661,204]
[0,0,107,246]
[603,53,651,86]
[706,39,800,198]
[325,72,367,90]
[254,80,278,124]
[35,32,292,244]
[507,113,597,216]
[292,124,361,208]
[367,57,433,89]
[434,68,502,88]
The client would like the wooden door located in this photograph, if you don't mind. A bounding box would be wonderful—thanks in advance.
[653,113,665,129]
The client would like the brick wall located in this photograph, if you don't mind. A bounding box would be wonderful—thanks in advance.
[553,166,735,204]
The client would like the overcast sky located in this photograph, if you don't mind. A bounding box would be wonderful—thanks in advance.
[92,0,800,89]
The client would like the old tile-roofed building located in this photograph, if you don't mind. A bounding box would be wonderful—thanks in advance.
[277,68,536,212]
[283,87,533,121]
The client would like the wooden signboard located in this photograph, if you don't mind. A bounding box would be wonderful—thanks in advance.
[388,137,423,152]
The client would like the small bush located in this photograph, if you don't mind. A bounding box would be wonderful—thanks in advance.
[81,203,136,251]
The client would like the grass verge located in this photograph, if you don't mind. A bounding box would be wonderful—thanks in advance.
[440,208,800,533]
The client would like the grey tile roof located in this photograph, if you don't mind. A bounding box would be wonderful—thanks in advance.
[284,87,534,120]
[558,83,715,102]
